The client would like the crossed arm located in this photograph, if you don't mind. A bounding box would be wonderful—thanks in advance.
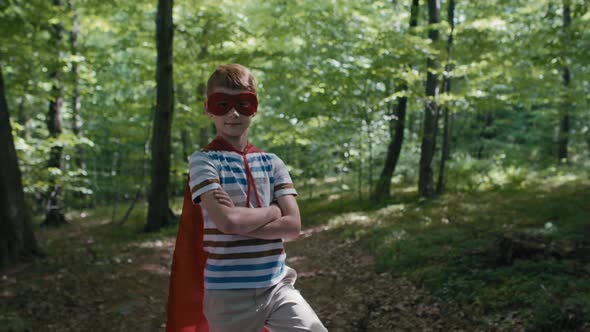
[200,189,301,240]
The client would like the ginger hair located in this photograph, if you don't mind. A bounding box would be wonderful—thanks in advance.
[206,64,256,95]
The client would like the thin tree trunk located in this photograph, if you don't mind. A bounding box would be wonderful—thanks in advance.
[358,130,363,202]
[0,64,42,268]
[200,124,212,148]
[557,0,571,163]
[44,0,67,226]
[367,118,373,197]
[17,82,31,140]
[436,0,455,194]
[406,107,414,137]
[146,0,174,232]
[181,129,190,162]
[418,0,441,199]
[372,96,408,201]
[70,1,85,170]
[372,0,419,201]
[197,43,209,148]
[437,106,450,193]
[198,81,211,147]
[476,112,494,159]
[117,189,142,226]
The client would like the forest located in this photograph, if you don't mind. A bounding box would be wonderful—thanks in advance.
[1,0,589,331]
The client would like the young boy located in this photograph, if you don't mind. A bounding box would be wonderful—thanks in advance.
[167,64,327,332]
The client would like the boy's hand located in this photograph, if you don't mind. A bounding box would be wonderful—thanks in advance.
[213,189,235,207]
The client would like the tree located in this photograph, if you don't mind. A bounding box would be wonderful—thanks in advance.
[44,0,67,226]
[557,0,571,163]
[418,0,441,198]
[436,0,455,194]
[372,0,420,201]
[0,64,42,268]
[2,0,589,212]
[146,0,175,232]
[69,0,85,170]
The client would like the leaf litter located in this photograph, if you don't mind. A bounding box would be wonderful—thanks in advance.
[1,219,524,331]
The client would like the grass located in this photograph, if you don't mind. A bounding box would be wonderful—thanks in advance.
[307,175,590,331]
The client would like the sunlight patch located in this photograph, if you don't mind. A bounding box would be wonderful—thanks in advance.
[375,204,406,219]
[136,239,174,249]
[383,230,407,245]
[421,216,433,227]
[140,264,169,276]
[300,225,331,239]
[539,173,581,190]
[327,212,373,227]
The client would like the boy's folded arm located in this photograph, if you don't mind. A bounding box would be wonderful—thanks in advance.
[245,194,301,240]
[199,190,281,234]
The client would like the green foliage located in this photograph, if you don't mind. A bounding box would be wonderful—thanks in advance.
[530,296,590,332]
[2,0,589,220]
[328,175,590,328]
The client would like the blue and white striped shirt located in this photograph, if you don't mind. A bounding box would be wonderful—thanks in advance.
[189,150,297,290]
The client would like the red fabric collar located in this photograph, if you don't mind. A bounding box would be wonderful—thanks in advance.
[203,135,262,155]
[202,135,263,208]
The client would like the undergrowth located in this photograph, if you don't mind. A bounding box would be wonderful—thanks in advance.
[322,176,590,331]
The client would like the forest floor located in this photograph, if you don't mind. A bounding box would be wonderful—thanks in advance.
[1,212,482,332]
[2,180,589,331]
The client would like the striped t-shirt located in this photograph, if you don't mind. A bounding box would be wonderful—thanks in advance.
[189,149,297,290]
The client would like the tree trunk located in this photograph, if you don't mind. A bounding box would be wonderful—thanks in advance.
[359,127,365,202]
[146,0,174,232]
[70,0,85,170]
[476,112,494,159]
[357,148,363,202]
[17,83,31,140]
[436,105,450,194]
[44,0,67,226]
[436,0,455,195]
[181,129,191,162]
[200,125,211,148]
[371,0,418,201]
[557,0,571,163]
[372,96,408,201]
[197,82,211,148]
[0,64,42,268]
[366,118,373,197]
[418,0,440,199]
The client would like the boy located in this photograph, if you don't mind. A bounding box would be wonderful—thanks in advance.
[167,64,327,332]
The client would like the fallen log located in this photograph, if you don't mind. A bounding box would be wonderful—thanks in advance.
[493,232,589,265]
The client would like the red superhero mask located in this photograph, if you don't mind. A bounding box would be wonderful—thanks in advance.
[207,92,258,116]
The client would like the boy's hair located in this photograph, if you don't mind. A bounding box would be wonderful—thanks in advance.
[207,64,257,95]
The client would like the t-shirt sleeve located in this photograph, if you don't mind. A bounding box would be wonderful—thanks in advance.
[188,152,221,204]
[271,154,297,198]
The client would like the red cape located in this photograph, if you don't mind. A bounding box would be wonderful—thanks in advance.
[166,137,268,332]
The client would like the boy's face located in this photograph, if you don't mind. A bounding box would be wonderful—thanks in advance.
[205,87,256,139]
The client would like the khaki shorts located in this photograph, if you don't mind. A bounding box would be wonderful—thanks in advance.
[204,267,327,332]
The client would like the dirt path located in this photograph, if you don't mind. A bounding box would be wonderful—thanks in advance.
[1,221,492,332]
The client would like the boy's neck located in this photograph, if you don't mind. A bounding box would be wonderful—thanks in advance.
[219,133,248,152]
